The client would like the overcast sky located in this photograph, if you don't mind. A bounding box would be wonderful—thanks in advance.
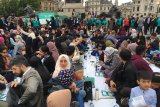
[112,0,132,5]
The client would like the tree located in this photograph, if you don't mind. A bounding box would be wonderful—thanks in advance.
[0,0,42,17]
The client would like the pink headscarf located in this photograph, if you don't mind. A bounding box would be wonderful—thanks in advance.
[47,41,59,62]
[0,37,4,45]
[47,89,71,107]
[127,43,138,55]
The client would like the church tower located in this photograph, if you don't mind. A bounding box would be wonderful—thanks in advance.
[115,0,118,6]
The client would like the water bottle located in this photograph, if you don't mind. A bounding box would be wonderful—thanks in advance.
[84,52,87,60]
[95,88,99,100]
[95,52,99,68]
[112,103,119,107]
[90,102,94,107]
[95,65,98,72]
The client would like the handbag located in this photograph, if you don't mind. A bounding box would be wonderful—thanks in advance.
[84,81,93,102]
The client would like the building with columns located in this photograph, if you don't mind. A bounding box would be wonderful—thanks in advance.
[60,0,85,16]
[115,0,118,6]
[86,0,113,15]
[40,0,61,12]
[132,0,160,17]
[119,2,132,17]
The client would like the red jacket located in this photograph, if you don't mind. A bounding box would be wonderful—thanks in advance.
[131,55,153,73]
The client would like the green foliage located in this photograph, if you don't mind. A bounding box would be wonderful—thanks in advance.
[0,0,42,16]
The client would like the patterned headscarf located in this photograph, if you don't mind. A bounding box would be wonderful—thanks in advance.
[58,69,74,87]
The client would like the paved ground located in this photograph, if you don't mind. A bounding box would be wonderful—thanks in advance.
[0,101,8,107]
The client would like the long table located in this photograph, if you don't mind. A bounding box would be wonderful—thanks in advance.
[82,44,118,107]
[82,46,160,107]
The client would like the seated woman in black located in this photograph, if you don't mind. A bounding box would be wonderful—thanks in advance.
[29,56,51,85]
[109,49,138,106]
[38,45,56,74]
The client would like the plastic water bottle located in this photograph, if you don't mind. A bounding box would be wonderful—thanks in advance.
[112,103,119,107]
[95,88,99,100]
[95,52,99,70]
[90,102,94,107]
[84,52,87,60]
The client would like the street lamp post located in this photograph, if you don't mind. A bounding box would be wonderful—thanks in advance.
[157,1,160,16]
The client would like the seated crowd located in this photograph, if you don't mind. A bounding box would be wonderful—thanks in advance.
[0,14,160,107]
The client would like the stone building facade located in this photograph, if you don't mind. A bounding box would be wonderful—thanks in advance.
[60,0,85,16]
[119,2,132,17]
[40,0,60,12]
[86,0,113,15]
[132,0,160,17]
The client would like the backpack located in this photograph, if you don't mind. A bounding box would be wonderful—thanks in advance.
[84,81,93,102]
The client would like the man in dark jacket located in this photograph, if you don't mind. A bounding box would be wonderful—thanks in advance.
[144,14,151,35]
[0,16,4,29]
[109,49,138,106]
[51,17,56,30]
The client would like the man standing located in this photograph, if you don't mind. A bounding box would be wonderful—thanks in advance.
[7,55,44,107]
[144,14,151,35]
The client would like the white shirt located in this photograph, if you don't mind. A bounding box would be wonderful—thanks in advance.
[23,67,32,77]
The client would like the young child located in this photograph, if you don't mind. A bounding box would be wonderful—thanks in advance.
[129,70,157,107]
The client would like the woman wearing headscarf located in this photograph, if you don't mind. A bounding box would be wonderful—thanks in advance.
[127,43,138,55]
[136,32,146,46]
[105,40,116,48]
[0,45,11,71]
[52,54,71,78]
[47,41,59,62]
[130,29,137,43]
[109,49,138,106]
[99,47,121,78]
[52,54,86,107]
[118,40,128,52]
[0,37,4,45]
[13,35,25,57]
[69,38,81,63]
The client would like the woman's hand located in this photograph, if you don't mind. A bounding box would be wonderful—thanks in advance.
[109,80,117,92]
[0,75,7,84]
[69,82,77,92]
[110,80,116,87]
[17,25,21,30]
[99,60,105,65]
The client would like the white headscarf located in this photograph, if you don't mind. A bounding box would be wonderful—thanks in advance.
[69,42,80,62]
[52,54,71,78]
[131,29,137,38]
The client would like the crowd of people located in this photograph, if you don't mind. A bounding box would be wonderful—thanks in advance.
[0,12,160,107]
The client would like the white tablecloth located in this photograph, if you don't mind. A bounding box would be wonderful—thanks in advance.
[144,58,160,73]
[149,64,160,73]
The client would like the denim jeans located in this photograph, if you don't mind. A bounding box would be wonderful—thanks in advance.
[138,26,142,32]
[75,80,84,89]
[75,80,86,107]
[76,90,86,107]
